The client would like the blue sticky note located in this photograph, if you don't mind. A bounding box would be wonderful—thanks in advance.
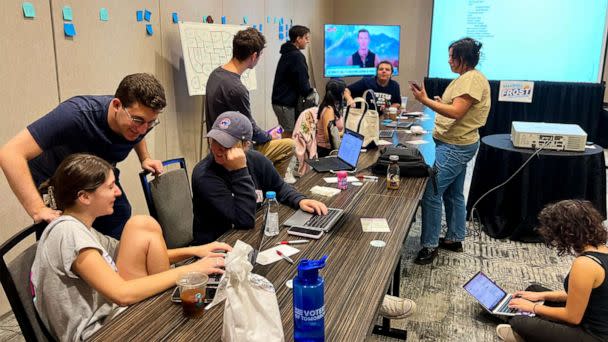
[221,16,226,24]
[243,16,248,24]
[144,9,151,22]
[146,24,153,35]
[278,24,283,32]
[279,32,284,40]
[279,17,284,25]
[267,16,270,23]
[63,22,76,37]
[172,12,178,23]
[99,8,109,21]
[136,10,143,21]
[259,24,263,32]
[22,2,36,18]
[253,24,257,30]
[62,6,73,21]
[274,17,277,23]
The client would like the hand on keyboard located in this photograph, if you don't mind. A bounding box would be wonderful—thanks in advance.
[299,199,328,215]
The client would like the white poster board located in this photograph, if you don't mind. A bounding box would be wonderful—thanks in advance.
[498,81,534,103]
[178,22,257,96]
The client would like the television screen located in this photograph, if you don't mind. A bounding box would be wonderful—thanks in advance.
[324,24,401,78]
[428,0,608,82]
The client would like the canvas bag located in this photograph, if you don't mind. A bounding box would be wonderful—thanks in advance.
[344,89,380,148]
[206,240,284,342]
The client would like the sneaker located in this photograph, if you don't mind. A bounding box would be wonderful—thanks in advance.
[284,172,297,184]
[496,324,524,342]
[379,295,416,319]
[414,247,438,265]
[438,238,464,252]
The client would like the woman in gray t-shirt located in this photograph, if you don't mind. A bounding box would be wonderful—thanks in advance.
[31,153,231,341]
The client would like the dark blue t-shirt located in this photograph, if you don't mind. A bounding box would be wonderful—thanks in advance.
[27,95,143,185]
[347,77,402,109]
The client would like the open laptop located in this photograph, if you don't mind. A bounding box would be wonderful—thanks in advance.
[283,208,344,232]
[463,272,521,316]
[306,129,364,172]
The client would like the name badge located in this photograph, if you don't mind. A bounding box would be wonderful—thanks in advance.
[255,190,264,203]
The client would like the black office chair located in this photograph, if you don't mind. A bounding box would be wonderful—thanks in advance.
[139,158,194,249]
[0,222,54,341]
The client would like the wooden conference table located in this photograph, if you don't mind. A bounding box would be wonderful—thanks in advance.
[90,107,436,341]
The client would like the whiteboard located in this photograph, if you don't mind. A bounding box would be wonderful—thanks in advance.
[178,22,257,96]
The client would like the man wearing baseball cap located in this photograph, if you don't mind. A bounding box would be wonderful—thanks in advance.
[191,111,328,244]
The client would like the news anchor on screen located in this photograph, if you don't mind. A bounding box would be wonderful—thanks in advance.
[346,29,381,67]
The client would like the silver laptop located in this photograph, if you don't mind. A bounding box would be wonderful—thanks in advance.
[463,272,520,316]
[283,208,344,232]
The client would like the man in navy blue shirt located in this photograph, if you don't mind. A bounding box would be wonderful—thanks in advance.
[192,111,327,244]
[344,61,402,112]
[0,73,166,239]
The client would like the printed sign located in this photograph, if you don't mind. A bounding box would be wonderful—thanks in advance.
[498,81,534,103]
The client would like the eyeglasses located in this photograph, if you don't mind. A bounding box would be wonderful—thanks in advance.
[123,106,160,129]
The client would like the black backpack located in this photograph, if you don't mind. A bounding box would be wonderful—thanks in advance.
[372,144,437,191]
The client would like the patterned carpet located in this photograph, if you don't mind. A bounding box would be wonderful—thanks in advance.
[366,213,573,342]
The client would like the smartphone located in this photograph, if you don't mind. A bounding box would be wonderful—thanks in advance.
[408,81,422,91]
[171,286,217,304]
[287,226,324,239]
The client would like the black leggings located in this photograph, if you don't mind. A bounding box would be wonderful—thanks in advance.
[509,284,604,342]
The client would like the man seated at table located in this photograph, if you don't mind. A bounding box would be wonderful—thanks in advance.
[192,111,327,244]
[344,61,402,113]
[192,112,417,320]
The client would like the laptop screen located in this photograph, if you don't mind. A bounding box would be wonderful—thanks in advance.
[338,130,363,166]
[463,272,507,310]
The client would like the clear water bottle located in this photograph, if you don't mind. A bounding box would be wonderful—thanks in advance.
[294,256,328,342]
[387,155,401,190]
[264,191,280,236]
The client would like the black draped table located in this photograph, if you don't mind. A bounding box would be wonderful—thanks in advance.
[466,134,606,242]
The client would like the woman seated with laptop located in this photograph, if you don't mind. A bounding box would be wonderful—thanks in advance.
[496,200,608,342]
[30,154,231,341]
[316,79,347,157]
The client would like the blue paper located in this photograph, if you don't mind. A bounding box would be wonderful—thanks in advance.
[221,16,226,24]
[279,17,284,25]
[243,16,248,24]
[253,24,257,30]
[274,17,277,23]
[144,9,151,22]
[63,23,76,37]
[279,32,284,40]
[62,6,73,21]
[22,2,36,18]
[146,24,153,35]
[278,24,283,32]
[136,10,143,22]
[99,8,109,21]
[259,24,263,32]
[267,16,270,23]
[172,12,178,23]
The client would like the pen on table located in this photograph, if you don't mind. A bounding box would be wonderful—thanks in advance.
[276,250,294,264]
[276,240,310,245]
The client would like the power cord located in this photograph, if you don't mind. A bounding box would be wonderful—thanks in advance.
[467,137,554,238]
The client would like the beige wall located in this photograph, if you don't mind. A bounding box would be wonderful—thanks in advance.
[0,0,332,317]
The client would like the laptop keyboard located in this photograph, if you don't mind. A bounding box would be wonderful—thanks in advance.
[304,208,342,228]
[496,296,517,314]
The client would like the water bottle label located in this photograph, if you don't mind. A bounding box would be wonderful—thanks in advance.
[294,305,325,322]
[264,212,279,236]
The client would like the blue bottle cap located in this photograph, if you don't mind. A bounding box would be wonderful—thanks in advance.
[297,255,328,280]
[265,191,276,199]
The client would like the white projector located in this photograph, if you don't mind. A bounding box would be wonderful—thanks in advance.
[510,121,587,152]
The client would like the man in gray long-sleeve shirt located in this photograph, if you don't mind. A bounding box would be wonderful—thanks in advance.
[205,27,294,165]
[193,111,327,244]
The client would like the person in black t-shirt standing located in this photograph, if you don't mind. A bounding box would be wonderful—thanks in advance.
[272,25,314,139]
[344,61,402,112]
[0,73,166,239]
[346,29,381,68]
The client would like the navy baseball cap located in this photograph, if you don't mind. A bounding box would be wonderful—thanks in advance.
[206,111,253,148]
